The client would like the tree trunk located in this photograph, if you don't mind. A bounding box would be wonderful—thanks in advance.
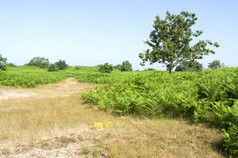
[169,61,173,74]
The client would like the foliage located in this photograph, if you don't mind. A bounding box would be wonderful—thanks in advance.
[144,68,156,71]
[55,59,68,70]
[0,66,139,87]
[27,57,50,68]
[6,63,17,67]
[175,60,203,72]
[208,60,224,69]
[114,64,122,70]
[0,54,7,70]
[139,11,219,73]
[0,66,65,87]
[82,67,238,157]
[74,66,81,70]
[99,63,113,73]
[114,61,133,71]
[121,60,133,71]
[48,64,59,72]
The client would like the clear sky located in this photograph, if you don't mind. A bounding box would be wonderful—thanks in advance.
[0,0,237,70]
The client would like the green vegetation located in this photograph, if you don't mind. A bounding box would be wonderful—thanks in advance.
[0,66,65,87]
[27,57,50,68]
[1,64,238,156]
[55,59,68,70]
[209,60,224,69]
[114,60,133,71]
[6,63,17,67]
[48,64,59,72]
[139,11,219,73]
[175,60,203,72]
[82,67,238,157]
[99,63,113,73]
[0,66,139,87]
[0,54,7,70]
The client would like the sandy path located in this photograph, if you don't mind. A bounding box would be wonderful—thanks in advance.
[0,78,96,100]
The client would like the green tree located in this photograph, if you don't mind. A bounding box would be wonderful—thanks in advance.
[121,60,133,71]
[114,64,122,71]
[99,63,113,73]
[55,60,68,70]
[27,57,50,68]
[48,64,59,72]
[114,61,133,71]
[175,60,203,72]
[0,54,7,70]
[139,11,219,73]
[208,60,224,69]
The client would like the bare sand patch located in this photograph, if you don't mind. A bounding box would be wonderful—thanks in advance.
[0,89,36,100]
[0,78,96,100]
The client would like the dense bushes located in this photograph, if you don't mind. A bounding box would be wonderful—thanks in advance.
[0,66,139,87]
[0,66,65,87]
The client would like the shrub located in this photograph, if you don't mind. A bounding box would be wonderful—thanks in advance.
[99,63,113,73]
[48,64,59,72]
[55,60,68,70]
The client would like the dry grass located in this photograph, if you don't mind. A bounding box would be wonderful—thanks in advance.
[0,78,225,157]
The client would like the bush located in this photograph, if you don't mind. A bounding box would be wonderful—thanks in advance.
[99,63,113,73]
[55,60,68,70]
[48,64,59,72]
[114,61,133,71]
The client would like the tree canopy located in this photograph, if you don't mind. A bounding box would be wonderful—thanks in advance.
[55,60,68,70]
[114,60,133,72]
[175,60,203,72]
[208,60,224,69]
[121,60,133,71]
[27,57,50,68]
[139,11,219,73]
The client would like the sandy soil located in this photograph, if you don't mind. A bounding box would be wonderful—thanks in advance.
[0,78,96,100]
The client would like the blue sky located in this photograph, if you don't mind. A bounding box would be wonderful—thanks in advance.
[0,0,237,70]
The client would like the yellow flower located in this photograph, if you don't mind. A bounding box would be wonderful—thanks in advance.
[94,90,97,92]
[93,122,104,129]
[118,116,127,120]
[105,121,113,128]
[93,106,99,111]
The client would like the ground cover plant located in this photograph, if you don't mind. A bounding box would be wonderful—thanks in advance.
[0,66,141,87]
